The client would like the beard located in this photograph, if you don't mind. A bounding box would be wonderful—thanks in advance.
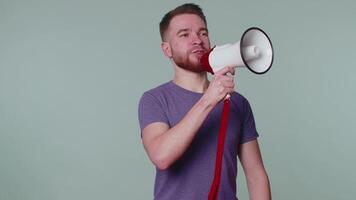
[171,49,206,73]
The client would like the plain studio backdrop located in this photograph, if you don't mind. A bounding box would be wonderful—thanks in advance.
[1,0,355,199]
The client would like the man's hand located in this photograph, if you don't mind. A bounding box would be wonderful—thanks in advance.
[203,66,235,106]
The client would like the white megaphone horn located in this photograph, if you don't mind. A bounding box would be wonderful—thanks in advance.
[200,27,274,74]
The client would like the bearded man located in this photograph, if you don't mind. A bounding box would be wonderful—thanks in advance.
[138,3,271,200]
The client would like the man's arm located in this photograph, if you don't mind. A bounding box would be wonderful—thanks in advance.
[142,67,235,170]
[238,139,271,200]
[142,97,214,170]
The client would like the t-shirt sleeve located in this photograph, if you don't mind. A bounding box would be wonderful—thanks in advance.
[138,92,169,135]
[239,98,259,144]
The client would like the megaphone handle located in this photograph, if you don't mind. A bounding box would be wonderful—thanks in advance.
[224,71,234,100]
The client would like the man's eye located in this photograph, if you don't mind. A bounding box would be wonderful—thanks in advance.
[201,32,208,37]
[180,33,189,38]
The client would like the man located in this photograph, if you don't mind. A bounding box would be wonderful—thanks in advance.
[138,3,271,200]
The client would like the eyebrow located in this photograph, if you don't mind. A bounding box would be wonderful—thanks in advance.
[199,27,209,33]
[176,27,209,36]
[176,28,190,36]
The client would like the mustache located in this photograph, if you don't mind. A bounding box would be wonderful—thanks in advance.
[190,46,209,53]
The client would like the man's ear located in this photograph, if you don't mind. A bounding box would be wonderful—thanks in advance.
[161,42,172,58]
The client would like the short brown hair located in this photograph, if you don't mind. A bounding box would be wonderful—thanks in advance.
[159,3,207,41]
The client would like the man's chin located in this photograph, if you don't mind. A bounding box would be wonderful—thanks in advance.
[177,63,205,73]
[173,55,206,73]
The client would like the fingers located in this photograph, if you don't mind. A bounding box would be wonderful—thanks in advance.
[222,79,234,89]
[203,66,237,105]
[213,73,235,86]
[213,74,235,93]
[215,77,234,87]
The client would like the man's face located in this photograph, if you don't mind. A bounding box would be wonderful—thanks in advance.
[162,14,211,72]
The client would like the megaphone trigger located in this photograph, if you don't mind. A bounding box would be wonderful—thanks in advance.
[225,70,235,78]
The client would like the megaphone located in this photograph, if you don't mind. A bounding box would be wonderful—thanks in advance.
[201,27,274,74]
[202,27,274,200]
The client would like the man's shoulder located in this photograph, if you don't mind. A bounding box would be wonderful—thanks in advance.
[230,91,248,102]
[139,81,175,104]
[229,91,254,110]
[142,81,172,97]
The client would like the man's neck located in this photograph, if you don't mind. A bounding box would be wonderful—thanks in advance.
[172,65,210,93]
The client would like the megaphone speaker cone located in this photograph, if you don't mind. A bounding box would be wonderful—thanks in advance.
[240,27,274,74]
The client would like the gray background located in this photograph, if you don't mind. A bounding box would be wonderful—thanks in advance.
[1,0,355,199]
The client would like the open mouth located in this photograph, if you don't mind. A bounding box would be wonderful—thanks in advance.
[191,49,206,55]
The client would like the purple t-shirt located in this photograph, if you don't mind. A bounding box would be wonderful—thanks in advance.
[138,81,259,200]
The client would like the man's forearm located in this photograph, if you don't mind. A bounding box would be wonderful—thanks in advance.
[150,95,215,170]
[247,172,271,200]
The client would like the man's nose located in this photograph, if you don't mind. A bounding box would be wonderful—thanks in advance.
[191,33,203,45]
